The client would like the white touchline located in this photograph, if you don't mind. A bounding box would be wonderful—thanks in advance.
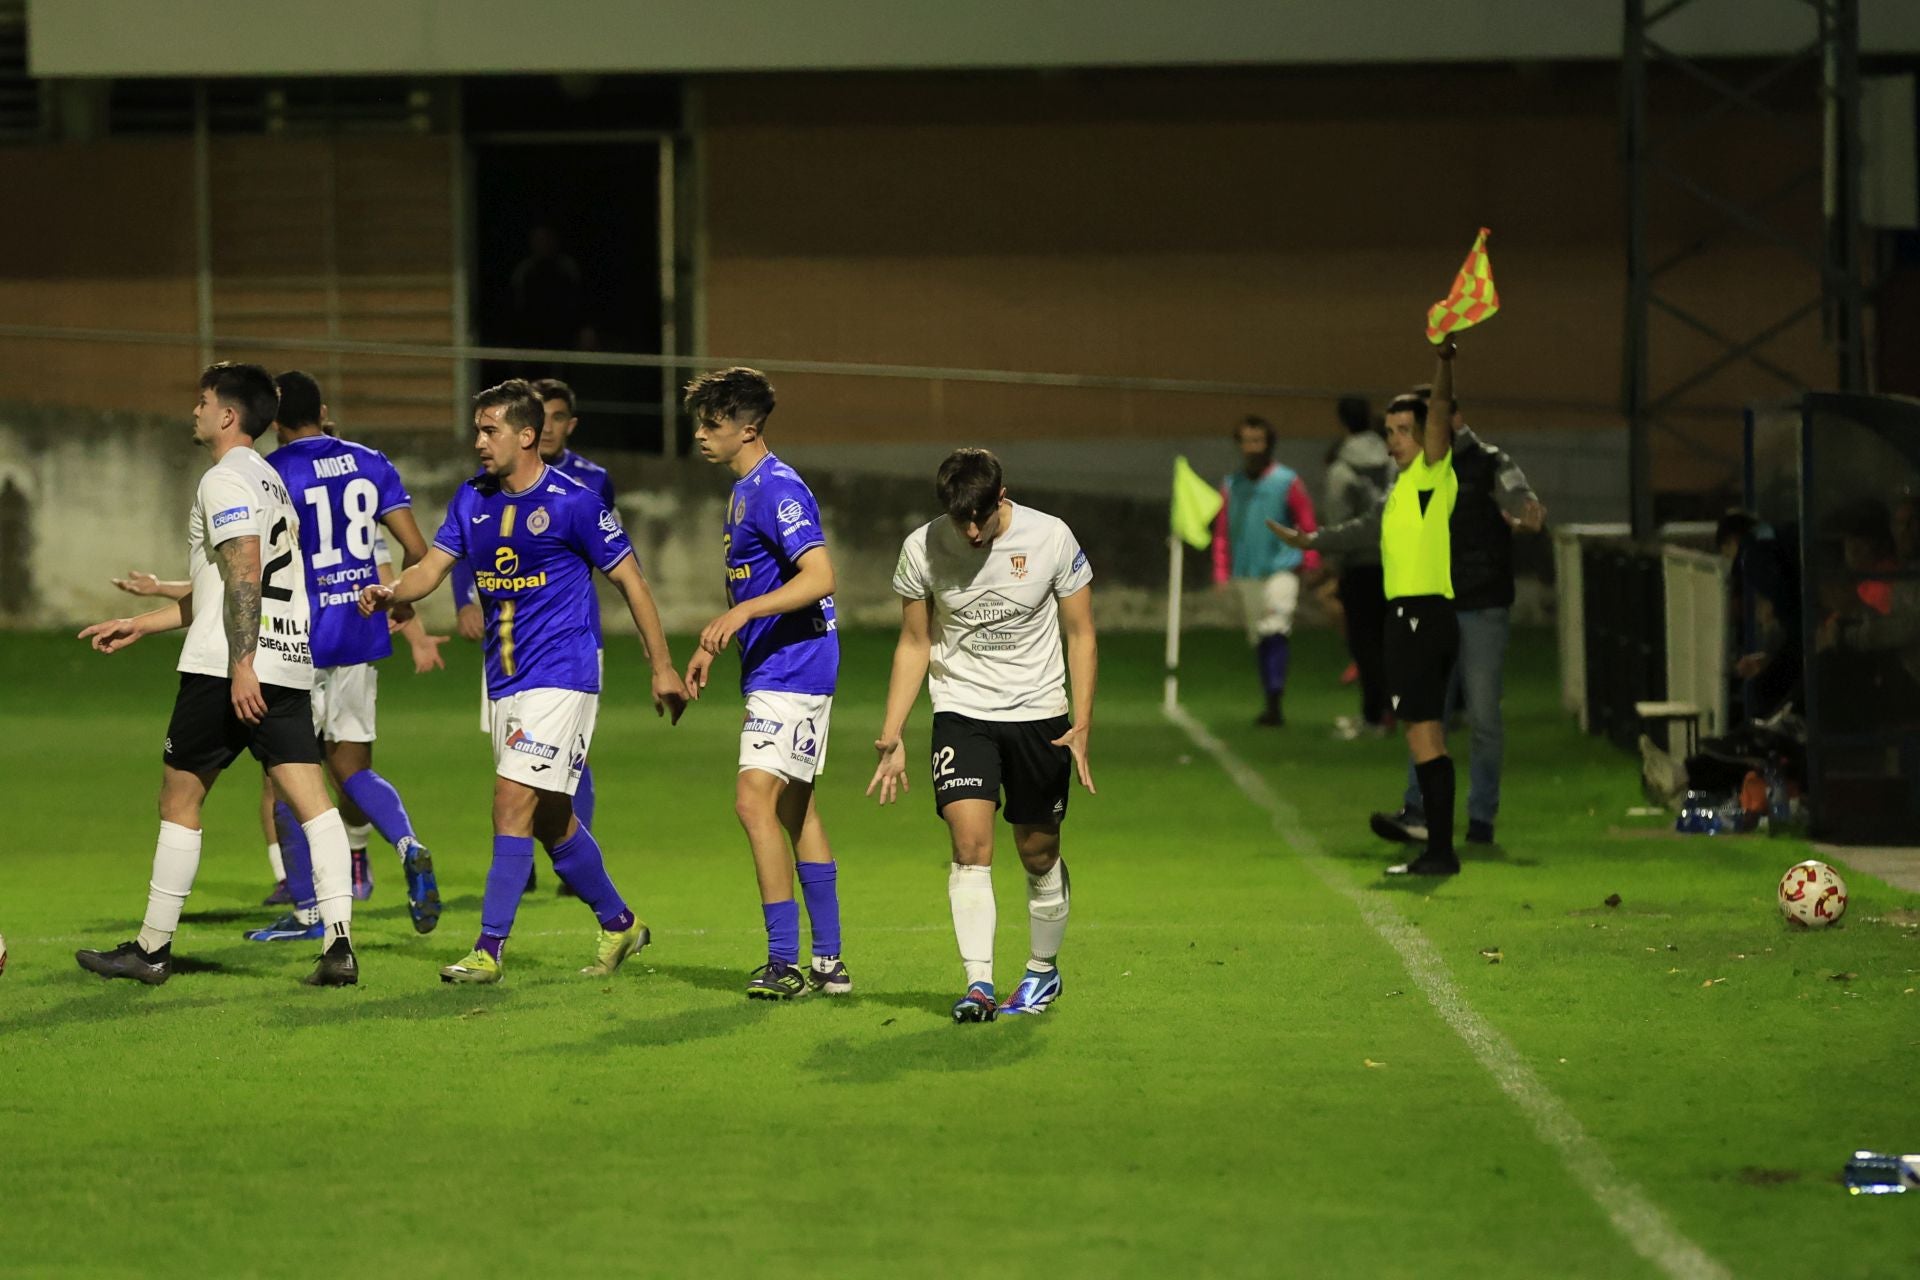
[1165,701,1731,1280]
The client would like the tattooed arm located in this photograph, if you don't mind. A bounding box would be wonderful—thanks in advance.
[217,534,268,724]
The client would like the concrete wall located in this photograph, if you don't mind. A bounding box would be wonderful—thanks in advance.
[0,402,1214,636]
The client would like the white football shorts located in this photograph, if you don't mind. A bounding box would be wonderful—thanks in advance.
[737,690,832,785]
[311,663,378,744]
[1235,570,1300,644]
[483,648,602,732]
[488,686,598,795]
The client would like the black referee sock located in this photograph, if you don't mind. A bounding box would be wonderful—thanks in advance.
[1414,756,1457,862]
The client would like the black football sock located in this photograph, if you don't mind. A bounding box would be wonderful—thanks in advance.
[1413,756,1457,862]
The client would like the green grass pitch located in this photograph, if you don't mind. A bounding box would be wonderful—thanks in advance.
[2,626,1917,1278]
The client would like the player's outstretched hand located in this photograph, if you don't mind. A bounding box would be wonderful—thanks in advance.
[111,570,163,597]
[456,602,484,643]
[407,632,449,674]
[78,617,142,654]
[230,659,267,725]
[652,668,691,725]
[1503,498,1548,534]
[1264,519,1310,550]
[358,583,395,616]
[866,738,909,805]
[1051,722,1096,794]
[698,607,748,656]
[684,647,715,694]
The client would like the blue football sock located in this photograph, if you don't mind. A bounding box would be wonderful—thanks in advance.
[480,835,536,939]
[547,824,629,929]
[796,860,841,957]
[340,769,416,850]
[573,763,596,831]
[763,899,801,967]
[274,801,317,912]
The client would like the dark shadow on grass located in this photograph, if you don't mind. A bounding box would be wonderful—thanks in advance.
[587,1001,773,1050]
[267,985,516,1028]
[802,1019,1045,1085]
[179,907,263,925]
[1369,876,1460,895]
[651,962,750,994]
[0,988,231,1036]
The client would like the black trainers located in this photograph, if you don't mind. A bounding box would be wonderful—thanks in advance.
[304,937,359,987]
[75,940,172,985]
[1386,852,1461,877]
[1370,807,1429,844]
[1466,819,1496,845]
[746,961,809,1000]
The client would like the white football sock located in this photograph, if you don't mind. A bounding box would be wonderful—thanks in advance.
[266,841,285,882]
[1026,857,1069,973]
[947,863,995,988]
[304,809,353,943]
[137,821,202,953]
[344,820,373,853]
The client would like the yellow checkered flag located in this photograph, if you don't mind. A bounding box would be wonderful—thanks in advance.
[1426,226,1499,345]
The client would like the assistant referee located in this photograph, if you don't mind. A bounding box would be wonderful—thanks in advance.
[1271,338,1463,876]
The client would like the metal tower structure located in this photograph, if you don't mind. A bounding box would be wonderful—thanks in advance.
[1621,0,1865,536]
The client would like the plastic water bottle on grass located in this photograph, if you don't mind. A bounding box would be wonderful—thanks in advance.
[1843,1152,1920,1194]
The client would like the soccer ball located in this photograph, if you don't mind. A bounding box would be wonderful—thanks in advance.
[1778,860,1848,928]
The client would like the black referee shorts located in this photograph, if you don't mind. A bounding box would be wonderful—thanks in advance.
[163,673,323,774]
[1383,594,1459,725]
[930,711,1072,827]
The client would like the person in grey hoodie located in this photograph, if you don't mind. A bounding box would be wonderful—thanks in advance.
[1322,397,1393,735]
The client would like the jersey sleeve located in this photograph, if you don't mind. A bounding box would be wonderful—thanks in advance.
[891,533,929,600]
[370,450,412,516]
[597,470,617,507]
[200,467,264,548]
[1053,522,1093,597]
[433,488,470,561]
[568,490,635,574]
[761,478,827,565]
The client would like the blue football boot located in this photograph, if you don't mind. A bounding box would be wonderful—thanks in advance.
[951,982,997,1024]
[997,966,1062,1015]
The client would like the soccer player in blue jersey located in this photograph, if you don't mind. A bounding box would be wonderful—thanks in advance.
[681,368,848,1000]
[361,378,689,984]
[245,371,443,937]
[451,378,610,888]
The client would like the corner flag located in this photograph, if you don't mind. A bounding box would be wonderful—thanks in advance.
[1171,456,1223,550]
[1426,226,1500,345]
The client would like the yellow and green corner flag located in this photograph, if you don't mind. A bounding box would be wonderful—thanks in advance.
[1171,455,1223,550]
[1426,226,1500,345]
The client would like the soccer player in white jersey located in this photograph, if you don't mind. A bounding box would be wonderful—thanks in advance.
[868,448,1098,1022]
[75,362,358,987]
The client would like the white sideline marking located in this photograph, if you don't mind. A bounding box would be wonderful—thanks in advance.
[1165,702,1730,1280]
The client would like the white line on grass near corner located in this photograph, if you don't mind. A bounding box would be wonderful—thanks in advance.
[1165,701,1731,1280]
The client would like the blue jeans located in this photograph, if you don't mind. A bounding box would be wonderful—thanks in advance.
[1404,606,1509,827]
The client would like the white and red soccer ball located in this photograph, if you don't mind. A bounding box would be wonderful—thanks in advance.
[1778,860,1848,928]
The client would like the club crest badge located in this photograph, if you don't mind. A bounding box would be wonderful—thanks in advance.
[527,506,551,535]
[1010,554,1029,579]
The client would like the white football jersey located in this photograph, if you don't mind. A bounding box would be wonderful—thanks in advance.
[177,447,315,690]
[892,503,1092,721]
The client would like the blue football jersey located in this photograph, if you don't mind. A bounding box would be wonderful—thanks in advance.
[433,465,634,698]
[725,454,838,696]
[268,435,412,669]
[452,447,616,649]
